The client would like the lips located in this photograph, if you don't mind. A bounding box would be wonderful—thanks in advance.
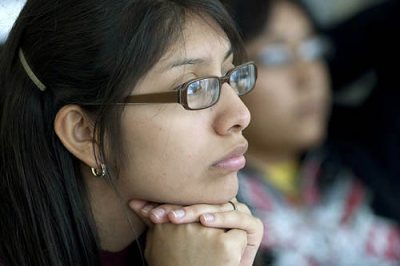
[213,142,248,172]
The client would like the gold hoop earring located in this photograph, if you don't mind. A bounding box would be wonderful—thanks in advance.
[91,163,107,178]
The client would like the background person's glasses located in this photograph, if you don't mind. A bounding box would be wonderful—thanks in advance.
[256,36,331,67]
[124,62,257,110]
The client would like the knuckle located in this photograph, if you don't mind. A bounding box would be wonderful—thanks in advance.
[183,205,201,216]
[242,204,251,213]
[237,201,251,213]
[255,217,264,231]
[217,239,242,263]
[219,230,247,260]
[224,202,234,211]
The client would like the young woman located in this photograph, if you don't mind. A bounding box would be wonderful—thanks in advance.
[225,0,400,265]
[0,0,263,265]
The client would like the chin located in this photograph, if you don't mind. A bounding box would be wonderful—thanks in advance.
[196,176,239,205]
[299,128,327,150]
[168,173,239,205]
[213,175,239,203]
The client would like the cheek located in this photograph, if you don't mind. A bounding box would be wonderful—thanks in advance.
[115,109,229,203]
[243,88,296,146]
[123,138,193,195]
[308,64,332,117]
[121,118,197,179]
[245,72,296,122]
[311,63,331,95]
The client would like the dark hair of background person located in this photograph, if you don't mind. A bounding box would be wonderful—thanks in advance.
[0,0,245,265]
[222,0,320,43]
[325,0,400,222]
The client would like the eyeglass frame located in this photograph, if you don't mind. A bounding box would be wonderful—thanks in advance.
[255,36,330,67]
[123,61,257,110]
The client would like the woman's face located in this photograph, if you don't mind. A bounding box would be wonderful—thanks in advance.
[117,15,251,205]
[243,1,331,156]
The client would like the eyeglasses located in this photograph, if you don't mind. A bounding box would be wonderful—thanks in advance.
[124,62,257,110]
[256,36,330,67]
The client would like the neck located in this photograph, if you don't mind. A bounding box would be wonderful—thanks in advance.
[85,169,146,252]
[246,146,303,198]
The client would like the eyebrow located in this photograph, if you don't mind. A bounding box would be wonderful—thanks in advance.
[169,46,233,69]
[266,29,314,43]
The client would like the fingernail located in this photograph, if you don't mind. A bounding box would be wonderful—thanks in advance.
[141,204,154,214]
[128,202,138,209]
[151,208,166,220]
[202,213,215,223]
[171,209,185,219]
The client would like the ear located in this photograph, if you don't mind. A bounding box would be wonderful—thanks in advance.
[54,105,99,169]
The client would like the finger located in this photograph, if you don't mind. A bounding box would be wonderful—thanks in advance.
[229,199,252,214]
[128,199,148,212]
[142,198,252,224]
[200,211,263,248]
[130,200,253,224]
[146,204,188,223]
[148,205,181,223]
[168,201,251,224]
[129,199,181,223]
[146,203,233,224]
[129,200,159,217]
[201,212,263,266]
[128,200,158,227]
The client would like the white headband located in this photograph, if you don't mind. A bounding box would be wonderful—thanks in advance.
[18,48,47,91]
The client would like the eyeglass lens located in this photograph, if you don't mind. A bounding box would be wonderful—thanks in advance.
[187,79,220,110]
[257,36,329,67]
[186,63,256,109]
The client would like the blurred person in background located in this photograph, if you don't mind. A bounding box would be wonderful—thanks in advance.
[224,0,400,265]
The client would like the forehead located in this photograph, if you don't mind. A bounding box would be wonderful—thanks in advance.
[155,14,232,70]
[264,1,313,41]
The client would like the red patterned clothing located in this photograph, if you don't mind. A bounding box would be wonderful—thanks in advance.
[238,152,400,266]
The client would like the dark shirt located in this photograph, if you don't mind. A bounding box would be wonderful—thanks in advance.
[100,234,147,266]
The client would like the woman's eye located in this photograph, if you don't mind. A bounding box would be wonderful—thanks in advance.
[258,46,292,66]
[188,81,202,94]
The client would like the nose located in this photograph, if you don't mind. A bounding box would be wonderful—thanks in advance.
[291,59,317,89]
[213,83,251,136]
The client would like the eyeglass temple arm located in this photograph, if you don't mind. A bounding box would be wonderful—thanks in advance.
[124,91,180,104]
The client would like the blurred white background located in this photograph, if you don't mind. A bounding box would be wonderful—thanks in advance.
[0,0,26,43]
[302,0,385,27]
